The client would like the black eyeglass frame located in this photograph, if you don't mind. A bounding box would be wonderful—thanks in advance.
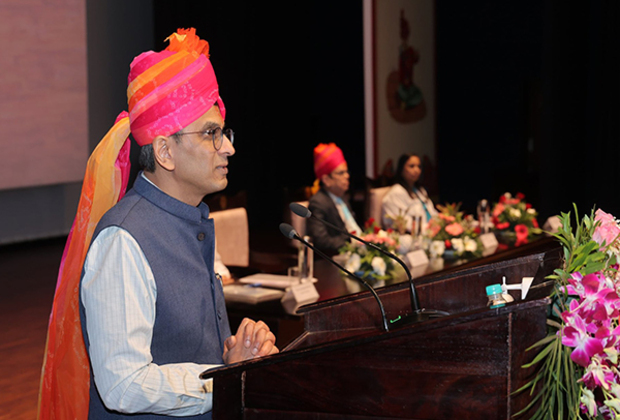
[175,127,234,151]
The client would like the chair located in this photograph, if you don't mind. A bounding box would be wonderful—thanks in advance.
[210,207,249,267]
[367,186,391,227]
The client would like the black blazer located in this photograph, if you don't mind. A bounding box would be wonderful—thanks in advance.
[307,188,357,255]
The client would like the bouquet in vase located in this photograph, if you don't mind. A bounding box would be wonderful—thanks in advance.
[339,218,399,280]
[491,192,542,246]
[423,203,482,260]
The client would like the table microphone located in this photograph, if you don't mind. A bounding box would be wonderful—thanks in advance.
[290,202,448,323]
[279,223,390,332]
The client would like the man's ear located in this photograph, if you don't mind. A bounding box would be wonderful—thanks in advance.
[152,135,175,171]
[320,173,332,188]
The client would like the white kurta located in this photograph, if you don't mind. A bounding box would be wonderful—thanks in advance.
[381,184,437,232]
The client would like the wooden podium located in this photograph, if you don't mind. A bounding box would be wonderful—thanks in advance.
[202,239,561,419]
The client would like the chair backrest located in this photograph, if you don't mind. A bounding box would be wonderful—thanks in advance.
[291,200,309,240]
[368,186,391,227]
[210,207,249,267]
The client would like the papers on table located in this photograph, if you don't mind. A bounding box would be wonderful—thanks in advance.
[223,285,284,304]
[238,273,316,289]
[224,273,318,305]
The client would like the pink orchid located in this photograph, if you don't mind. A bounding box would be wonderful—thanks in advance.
[580,356,617,391]
[565,273,620,321]
[562,314,605,367]
[445,222,464,236]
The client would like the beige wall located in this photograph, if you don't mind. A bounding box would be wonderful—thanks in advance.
[0,0,88,190]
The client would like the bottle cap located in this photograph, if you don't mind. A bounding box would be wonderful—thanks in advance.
[486,284,503,296]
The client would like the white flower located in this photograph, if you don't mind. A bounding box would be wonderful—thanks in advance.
[509,208,522,219]
[526,208,536,215]
[463,236,478,252]
[605,398,620,413]
[345,253,361,273]
[451,238,465,254]
[377,230,388,239]
[503,192,512,200]
[371,256,387,276]
[429,240,445,258]
[398,234,414,254]
[581,388,597,417]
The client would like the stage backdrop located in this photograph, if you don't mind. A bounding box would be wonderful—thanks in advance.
[367,0,436,183]
[0,0,88,191]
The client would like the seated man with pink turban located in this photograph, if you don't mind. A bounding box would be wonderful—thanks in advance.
[307,143,362,255]
[74,29,278,418]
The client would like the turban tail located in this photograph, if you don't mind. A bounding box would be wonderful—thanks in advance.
[37,113,131,420]
[314,143,346,179]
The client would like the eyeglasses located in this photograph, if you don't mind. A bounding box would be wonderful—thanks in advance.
[330,169,349,177]
[175,127,234,151]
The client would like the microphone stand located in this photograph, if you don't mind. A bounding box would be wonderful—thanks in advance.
[290,203,448,325]
[280,223,390,332]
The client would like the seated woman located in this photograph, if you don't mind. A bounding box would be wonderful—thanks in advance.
[381,153,437,233]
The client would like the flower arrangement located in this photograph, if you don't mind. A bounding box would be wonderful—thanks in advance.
[491,192,542,246]
[424,203,482,259]
[518,207,620,419]
[339,218,400,280]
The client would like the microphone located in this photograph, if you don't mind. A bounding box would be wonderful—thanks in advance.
[290,202,447,323]
[279,223,390,332]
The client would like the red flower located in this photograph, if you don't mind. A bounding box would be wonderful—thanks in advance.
[387,228,394,234]
[474,226,481,235]
[516,192,525,201]
[515,224,529,246]
[499,195,507,204]
[373,226,381,234]
[526,203,532,209]
[532,218,539,228]
[496,222,510,230]
[445,240,452,249]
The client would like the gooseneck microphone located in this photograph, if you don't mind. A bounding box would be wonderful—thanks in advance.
[290,202,448,323]
[279,223,390,332]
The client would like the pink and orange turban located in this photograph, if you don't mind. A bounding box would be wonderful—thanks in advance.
[128,27,225,146]
[314,143,346,179]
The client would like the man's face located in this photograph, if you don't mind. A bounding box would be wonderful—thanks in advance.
[169,105,235,204]
[322,162,350,197]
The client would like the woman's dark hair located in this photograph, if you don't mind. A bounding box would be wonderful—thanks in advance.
[394,153,422,192]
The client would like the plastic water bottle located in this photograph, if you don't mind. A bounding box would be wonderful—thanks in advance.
[486,284,507,309]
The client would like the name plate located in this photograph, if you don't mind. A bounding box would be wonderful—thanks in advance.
[281,281,319,315]
[543,216,562,234]
[406,249,429,268]
[479,232,498,249]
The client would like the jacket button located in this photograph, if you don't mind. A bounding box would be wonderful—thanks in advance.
[197,232,205,241]
[217,311,222,320]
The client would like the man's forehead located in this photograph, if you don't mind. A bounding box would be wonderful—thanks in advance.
[191,105,224,129]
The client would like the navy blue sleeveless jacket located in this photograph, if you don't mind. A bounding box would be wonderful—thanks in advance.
[80,174,231,419]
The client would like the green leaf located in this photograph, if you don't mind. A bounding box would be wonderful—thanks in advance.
[526,333,557,351]
[523,339,556,368]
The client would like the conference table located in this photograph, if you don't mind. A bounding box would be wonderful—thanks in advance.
[225,235,559,346]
